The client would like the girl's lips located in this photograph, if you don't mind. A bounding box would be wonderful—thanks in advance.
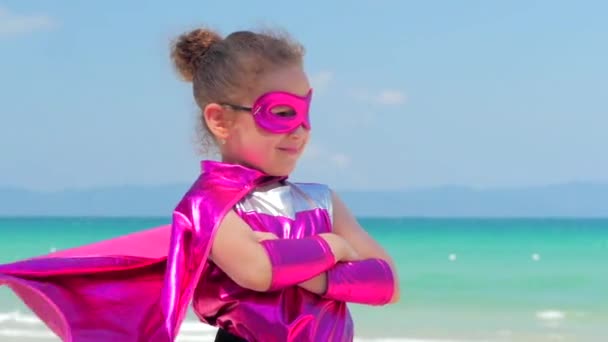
[277,147,299,155]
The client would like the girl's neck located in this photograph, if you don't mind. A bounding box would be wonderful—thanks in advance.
[220,155,268,175]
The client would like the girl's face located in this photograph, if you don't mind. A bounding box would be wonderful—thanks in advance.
[222,65,312,176]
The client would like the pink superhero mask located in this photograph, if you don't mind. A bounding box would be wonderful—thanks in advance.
[219,89,313,134]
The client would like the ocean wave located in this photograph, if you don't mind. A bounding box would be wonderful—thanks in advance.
[354,339,471,342]
[0,311,42,325]
[175,333,217,341]
[0,328,57,339]
[178,321,218,332]
[1,311,468,342]
[536,310,566,320]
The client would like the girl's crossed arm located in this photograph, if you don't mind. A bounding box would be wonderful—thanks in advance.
[298,191,401,305]
[209,209,358,292]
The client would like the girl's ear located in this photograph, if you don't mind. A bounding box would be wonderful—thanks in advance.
[203,103,231,141]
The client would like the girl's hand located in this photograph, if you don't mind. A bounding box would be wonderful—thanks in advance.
[318,233,362,262]
[343,242,361,261]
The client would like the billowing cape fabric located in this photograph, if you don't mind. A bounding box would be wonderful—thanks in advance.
[0,161,283,342]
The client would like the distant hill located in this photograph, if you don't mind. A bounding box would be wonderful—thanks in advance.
[339,183,608,217]
[1,182,607,217]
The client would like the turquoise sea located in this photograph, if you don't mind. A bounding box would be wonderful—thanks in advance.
[1,217,607,341]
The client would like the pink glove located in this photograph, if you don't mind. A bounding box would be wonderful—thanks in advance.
[260,236,336,291]
[323,259,394,305]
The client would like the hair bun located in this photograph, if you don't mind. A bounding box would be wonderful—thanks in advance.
[171,28,222,82]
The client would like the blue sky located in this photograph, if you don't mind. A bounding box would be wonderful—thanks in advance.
[1,0,606,191]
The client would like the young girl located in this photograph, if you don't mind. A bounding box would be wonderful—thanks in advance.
[0,27,400,342]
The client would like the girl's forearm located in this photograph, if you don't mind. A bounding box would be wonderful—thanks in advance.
[298,259,395,305]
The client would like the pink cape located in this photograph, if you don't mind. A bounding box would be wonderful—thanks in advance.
[0,161,282,342]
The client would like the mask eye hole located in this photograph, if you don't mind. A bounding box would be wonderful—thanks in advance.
[270,105,297,118]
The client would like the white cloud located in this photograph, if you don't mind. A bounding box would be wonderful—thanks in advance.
[350,88,408,106]
[310,71,333,93]
[0,7,56,36]
[375,90,407,105]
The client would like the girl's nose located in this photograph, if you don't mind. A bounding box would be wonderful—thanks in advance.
[288,124,308,138]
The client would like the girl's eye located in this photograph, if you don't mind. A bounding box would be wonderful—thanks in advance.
[270,105,296,117]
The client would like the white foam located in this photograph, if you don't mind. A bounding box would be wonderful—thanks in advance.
[0,328,57,339]
[0,314,471,342]
[536,310,566,320]
[176,322,468,342]
[0,311,43,325]
[175,333,216,341]
[179,321,218,332]
[354,339,471,342]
